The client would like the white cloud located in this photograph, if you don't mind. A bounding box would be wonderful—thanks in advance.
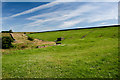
[27,10,71,20]
[6,0,119,18]
[25,2,118,30]
[9,2,60,18]
[28,3,99,21]
[86,5,118,23]
[100,22,107,25]
[58,19,85,28]
[25,3,100,27]
[4,2,118,32]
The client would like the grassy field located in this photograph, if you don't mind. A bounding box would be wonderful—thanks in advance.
[2,26,119,78]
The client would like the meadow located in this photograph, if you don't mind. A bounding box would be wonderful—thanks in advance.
[2,26,119,78]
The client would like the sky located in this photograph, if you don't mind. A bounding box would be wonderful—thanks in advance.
[2,1,118,32]
[1,0,120,2]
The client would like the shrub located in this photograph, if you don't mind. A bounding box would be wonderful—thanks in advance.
[21,45,27,49]
[9,30,13,33]
[28,36,34,41]
[2,36,13,49]
[1,30,13,33]
[1,31,9,33]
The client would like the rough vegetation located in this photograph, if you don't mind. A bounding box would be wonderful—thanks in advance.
[27,36,34,41]
[2,36,14,49]
[2,33,55,50]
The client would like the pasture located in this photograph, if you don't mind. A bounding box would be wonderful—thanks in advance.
[2,26,119,78]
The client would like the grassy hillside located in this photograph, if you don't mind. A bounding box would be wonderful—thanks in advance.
[2,26,119,78]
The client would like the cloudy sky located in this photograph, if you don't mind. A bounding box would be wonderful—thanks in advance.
[2,1,118,32]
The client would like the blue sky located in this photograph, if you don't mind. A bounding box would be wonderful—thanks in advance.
[2,2,118,32]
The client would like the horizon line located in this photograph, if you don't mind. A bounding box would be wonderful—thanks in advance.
[1,24,119,33]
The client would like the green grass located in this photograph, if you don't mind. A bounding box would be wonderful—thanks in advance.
[2,26,119,78]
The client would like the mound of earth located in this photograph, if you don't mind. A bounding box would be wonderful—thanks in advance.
[11,33,56,49]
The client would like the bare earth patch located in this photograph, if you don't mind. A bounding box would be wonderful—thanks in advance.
[11,33,56,49]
